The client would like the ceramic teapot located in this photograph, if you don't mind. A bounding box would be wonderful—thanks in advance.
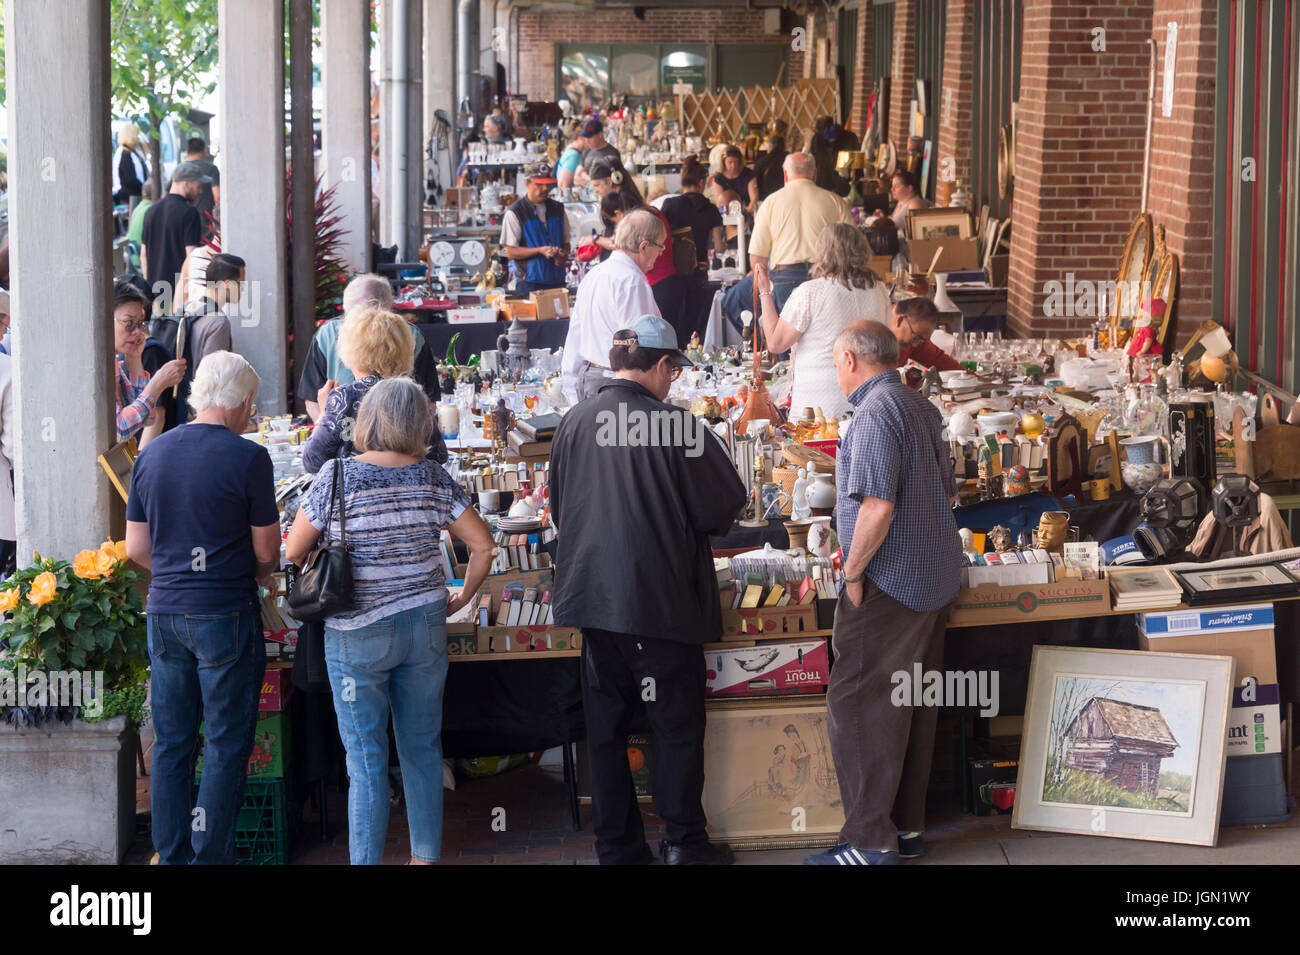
[806,471,836,510]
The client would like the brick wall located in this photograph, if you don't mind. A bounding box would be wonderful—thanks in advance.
[936,0,974,189]
[1145,0,1217,344]
[1006,0,1155,338]
[888,0,917,147]
[515,6,803,102]
[849,1,874,133]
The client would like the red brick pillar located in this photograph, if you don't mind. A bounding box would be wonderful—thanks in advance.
[1006,0,1154,338]
[936,0,975,192]
[1146,0,1217,340]
[849,2,874,135]
[888,0,917,149]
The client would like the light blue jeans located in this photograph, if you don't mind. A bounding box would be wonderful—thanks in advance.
[324,600,449,864]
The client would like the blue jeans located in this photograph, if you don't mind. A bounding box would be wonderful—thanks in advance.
[148,606,265,865]
[721,263,810,332]
[325,600,449,864]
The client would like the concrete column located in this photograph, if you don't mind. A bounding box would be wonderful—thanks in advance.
[219,0,288,413]
[323,0,374,274]
[379,0,394,246]
[425,0,457,195]
[379,0,423,257]
[405,0,425,249]
[479,0,496,95]
[6,0,114,558]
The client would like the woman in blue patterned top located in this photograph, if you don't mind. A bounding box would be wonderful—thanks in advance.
[287,377,496,865]
[301,306,449,475]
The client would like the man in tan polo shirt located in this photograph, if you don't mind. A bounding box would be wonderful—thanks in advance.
[724,152,851,329]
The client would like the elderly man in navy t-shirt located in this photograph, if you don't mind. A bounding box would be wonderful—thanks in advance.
[126,351,280,865]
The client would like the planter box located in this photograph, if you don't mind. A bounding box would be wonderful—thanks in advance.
[0,714,137,864]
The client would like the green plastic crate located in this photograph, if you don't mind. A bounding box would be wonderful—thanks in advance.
[190,777,295,865]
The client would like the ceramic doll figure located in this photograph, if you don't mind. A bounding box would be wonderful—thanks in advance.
[791,467,812,521]
[1125,297,1167,358]
[958,527,977,556]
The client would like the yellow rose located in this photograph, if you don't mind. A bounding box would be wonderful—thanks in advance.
[27,571,57,607]
[93,549,117,577]
[73,549,105,580]
[100,540,128,563]
[0,587,19,613]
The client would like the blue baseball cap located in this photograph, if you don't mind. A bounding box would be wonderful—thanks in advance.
[613,314,692,367]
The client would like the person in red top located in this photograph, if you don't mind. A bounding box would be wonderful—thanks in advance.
[889,297,963,372]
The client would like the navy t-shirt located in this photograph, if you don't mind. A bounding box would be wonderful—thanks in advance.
[126,423,279,614]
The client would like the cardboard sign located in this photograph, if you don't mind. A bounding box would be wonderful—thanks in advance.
[705,640,829,697]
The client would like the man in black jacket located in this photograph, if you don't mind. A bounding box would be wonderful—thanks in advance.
[551,313,746,865]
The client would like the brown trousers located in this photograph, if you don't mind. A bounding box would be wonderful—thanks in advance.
[827,581,949,851]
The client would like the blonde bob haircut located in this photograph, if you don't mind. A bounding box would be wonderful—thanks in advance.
[353,376,433,458]
[811,221,880,290]
[337,307,415,379]
[189,351,261,413]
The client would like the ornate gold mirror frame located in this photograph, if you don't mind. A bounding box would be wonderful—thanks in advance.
[1109,212,1153,346]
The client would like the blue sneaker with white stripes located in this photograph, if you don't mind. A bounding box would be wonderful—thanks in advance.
[802,844,901,866]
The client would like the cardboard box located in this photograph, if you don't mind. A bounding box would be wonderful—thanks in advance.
[259,664,292,712]
[964,562,1052,589]
[197,712,288,780]
[530,288,570,320]
[987,254,1010,288]
[948,577,1110,627]
[447,305,498,324]
[705,640,829,697]
[720,605,820,640]
[577,732,657,801]
[503,300,537,321]
[1138,604,1278,685]
[1226,683,1281,755]
[908,237,980,272]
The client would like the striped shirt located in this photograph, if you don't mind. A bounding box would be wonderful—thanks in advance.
[300,456,470,630]
[837,370,961,612]
[116,354,156,441]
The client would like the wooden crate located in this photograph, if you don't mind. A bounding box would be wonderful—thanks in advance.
[720,605,819,639]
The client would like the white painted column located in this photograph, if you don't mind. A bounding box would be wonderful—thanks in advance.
[479,0,497,93]
[218,0,289,413]
[322,0,374,274]
[425,0,456,197]
[6,0,114,558]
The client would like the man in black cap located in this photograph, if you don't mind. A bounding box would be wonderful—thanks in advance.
[577,118,621,180]
[551,313,746,865]
[499,161,570,294]
[141,161,213,311]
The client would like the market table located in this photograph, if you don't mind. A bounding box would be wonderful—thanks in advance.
[415,319,571,365]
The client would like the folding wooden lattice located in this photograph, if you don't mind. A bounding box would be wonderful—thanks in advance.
[678,78,839,144]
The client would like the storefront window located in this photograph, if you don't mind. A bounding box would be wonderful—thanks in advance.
[660,50,707,92]
[612,50,659,99]
[560,52,609,110]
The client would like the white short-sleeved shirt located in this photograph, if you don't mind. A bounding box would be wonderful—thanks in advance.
[561,251,661,403]
[780,277,891,419]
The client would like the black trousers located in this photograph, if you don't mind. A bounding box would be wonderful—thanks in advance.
[581,628,708,864]
[651,274,694,347]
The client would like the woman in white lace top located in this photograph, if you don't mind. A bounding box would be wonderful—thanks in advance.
[756,223,891,418]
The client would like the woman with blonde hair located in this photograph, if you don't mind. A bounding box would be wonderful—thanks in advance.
[755,221,890,417]
[286,376,496,865]
[113,122,151,208]
[301,307,448,473]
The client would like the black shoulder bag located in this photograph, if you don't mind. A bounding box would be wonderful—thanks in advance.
[287,459,354,622]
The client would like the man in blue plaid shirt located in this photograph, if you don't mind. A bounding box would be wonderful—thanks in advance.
[805,320,962,867]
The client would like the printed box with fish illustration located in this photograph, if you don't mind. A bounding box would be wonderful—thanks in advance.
[705,640,829,698]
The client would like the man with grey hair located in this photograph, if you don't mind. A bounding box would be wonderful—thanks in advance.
[126,351,280,865]
[724,150,851,328]
[561,208,666,403]
[297,271,441,420]
[804,321,962,867]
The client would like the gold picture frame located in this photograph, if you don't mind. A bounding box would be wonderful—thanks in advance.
[97,436,139,503]
[907,206,973,242]
[1108,212,1153,345]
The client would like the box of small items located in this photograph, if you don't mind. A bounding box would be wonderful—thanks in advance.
[473,568,581,653]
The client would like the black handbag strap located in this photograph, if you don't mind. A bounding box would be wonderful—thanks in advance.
[323,457,346,546]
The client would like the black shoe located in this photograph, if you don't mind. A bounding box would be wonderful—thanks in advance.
[660,839,734,865]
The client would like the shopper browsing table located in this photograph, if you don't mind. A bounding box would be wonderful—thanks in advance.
[500,161,569,295]
[890,296,962,372]
[551,313,747,865]
[287,377,496,866]
[561,208,665,404]
[803,322,961,866]
[575,118,621,182]
[756,223,891,418]
[112,279,186,448]
[125,352,278,865]
[711,146,758,213]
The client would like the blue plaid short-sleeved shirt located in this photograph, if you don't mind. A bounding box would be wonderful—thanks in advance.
[836,370,962,612]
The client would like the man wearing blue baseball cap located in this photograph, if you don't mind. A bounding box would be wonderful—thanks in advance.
[551,313,746,866]
[500,161,569,294]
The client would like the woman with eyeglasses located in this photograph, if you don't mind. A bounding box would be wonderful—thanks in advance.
[113,279,186,449]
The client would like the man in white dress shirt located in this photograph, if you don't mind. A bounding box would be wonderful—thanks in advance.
[562,208,667,404]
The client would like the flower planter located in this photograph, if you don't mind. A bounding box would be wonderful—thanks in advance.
[0,714,137,864]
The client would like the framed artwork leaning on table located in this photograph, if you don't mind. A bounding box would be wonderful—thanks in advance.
[1013,646,1233,847]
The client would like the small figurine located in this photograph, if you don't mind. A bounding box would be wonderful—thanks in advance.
[685,332,705,366]
[790,467,812,521]
[1004,464,1030,496]
[824,417,839,440]
[988,524,1013,553]
[958,527,977,555]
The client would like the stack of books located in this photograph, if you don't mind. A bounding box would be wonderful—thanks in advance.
[484,582,556,627]
[1109,567,1183,611]
[492,526,556,572]
[507,412,562,458]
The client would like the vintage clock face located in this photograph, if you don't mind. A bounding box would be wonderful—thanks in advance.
[428,241,456,268]
[460,240,486,266]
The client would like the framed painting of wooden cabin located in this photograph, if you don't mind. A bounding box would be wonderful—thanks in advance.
[1013,646,1234,846]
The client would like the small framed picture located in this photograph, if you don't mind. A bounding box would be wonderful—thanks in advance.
[98,437,139,503]
[907,207,973,241]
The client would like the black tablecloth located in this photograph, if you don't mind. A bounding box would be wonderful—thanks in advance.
[441,657,584,756]
[416,320,570,365]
